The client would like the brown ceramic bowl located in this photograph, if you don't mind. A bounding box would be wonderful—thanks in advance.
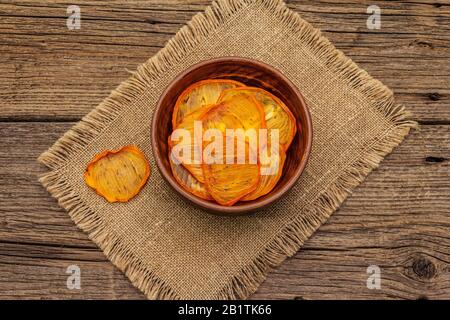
[151,57,312,215]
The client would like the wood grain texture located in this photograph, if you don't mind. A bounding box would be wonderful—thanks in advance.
[1,0,449,299]
[0,123,449,299]
[0,0,449,122]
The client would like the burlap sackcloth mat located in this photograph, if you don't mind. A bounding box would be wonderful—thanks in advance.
[38,0,417,299]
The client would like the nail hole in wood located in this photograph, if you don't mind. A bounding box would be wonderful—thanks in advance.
[410,40,434,49]
[425,156,447,163]
[427,92,442,101]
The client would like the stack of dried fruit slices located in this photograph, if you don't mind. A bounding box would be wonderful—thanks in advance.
[169,79,297,206]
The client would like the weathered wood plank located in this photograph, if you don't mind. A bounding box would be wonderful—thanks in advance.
[0,123,95,247]
[0,0,449,121]
[0,122,448,299]
[0,242,144,299]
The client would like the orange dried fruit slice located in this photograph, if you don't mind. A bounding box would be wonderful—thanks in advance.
[174,91,265,185]
[84,145,150,203]
[241,146,286,201]
[170,106,212,184]
[168,142,212,200]
[172,79,244,128]
[202,89,266,133]
[219,87,297,148]
[202,137,260,206]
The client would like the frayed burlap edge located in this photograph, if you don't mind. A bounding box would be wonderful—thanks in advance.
[38,0,417,299]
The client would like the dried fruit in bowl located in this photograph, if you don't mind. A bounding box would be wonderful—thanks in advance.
[170,106,213,183]
[202,137,260,206]
[176,90,266,186]
[219,87,297,148]
[172,79,244,128]
[242,146,286,201]
[168,144,212,200]
[84,145,150,202]
[168,80,298,206]
[202,90,266,133]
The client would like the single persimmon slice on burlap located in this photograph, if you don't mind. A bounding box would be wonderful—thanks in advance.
[172,79,244,128]
[170,106,213,184]
[202,137,260,206]
[241,146,286,201]
[219,87,297,148]
[168,143,212,200]
[84,145,150,202]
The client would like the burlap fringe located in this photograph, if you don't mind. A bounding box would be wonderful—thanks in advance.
[38,0,417,299]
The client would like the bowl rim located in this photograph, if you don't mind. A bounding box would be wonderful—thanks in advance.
[151,56,313,215]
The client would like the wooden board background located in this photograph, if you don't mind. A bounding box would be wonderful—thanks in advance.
[0,0,449,299]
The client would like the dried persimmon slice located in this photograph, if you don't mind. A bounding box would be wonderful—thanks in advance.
[241,146,286,201]
[84,145,150,202]
[172,91,265,184]
[202,137,260,206]
[168,142,212,200]
[219,87,297,148]
[170,106,213,184]
[172,79,244,128]
[202,89,266,133]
